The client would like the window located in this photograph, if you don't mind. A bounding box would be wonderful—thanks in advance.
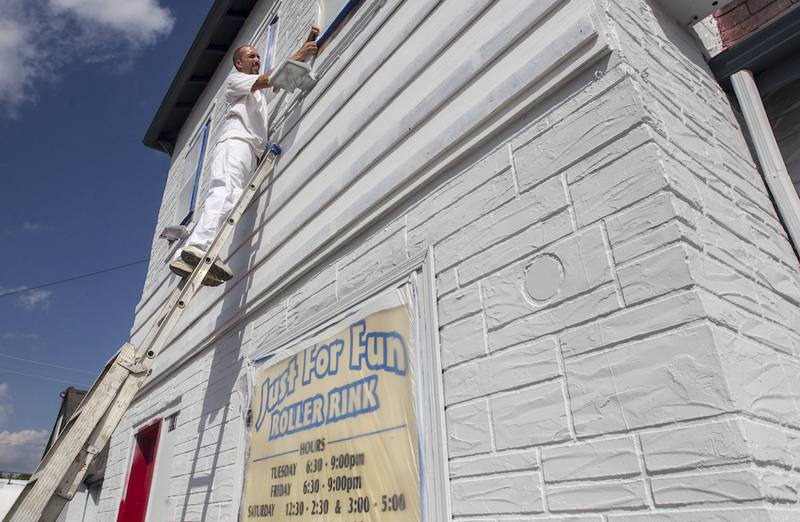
[257,16,279,74]
[117,419,162,522]
[316,0,365,48]
[176,120,211,226]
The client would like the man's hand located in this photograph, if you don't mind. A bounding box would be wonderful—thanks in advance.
[290,26,320,62]
[251,68,272,92]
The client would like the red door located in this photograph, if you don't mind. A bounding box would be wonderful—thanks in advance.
[117,419,162,522]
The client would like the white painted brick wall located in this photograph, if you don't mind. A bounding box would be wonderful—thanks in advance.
[99,0,800,519]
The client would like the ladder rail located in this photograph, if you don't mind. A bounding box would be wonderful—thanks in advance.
[4,344,139,522]
[4,145,281,522]
[134,145,281,369]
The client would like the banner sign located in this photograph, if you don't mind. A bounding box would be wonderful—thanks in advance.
[243,305,421,521]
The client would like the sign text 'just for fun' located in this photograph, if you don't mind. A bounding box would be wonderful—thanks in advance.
[254,320,409,440]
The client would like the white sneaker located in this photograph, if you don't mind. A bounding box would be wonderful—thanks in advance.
[168,258,224,287]
[181,245,234,281]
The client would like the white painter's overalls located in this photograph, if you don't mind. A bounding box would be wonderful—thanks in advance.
[173,69,268,258]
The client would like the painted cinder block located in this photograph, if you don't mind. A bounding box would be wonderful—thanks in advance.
[450,473,544,515]
[617,243,695,305]
[407,148,513,236]
[570,143,670,227]
[512,78,644,192]
[408,169,516,256]
[445,399,493,458]
[337,224,406,297]
[640,419,750,473]
[566,325,734,435]
[437,283,482,327]
[488,284,620,352]
[605,191,695,247]
[606,507,784,521]
[546,479,649,512]
[559,289,706,358]
[541,436,640,483]
[490,379,571,450]
[713,328,800,428]
[741,418,800,470]
[443,337,559,405]
[435,174,569,272]
[449,449,539,479]
[650,468,796,507]
[455,210,573,287]
[439,313,486,370]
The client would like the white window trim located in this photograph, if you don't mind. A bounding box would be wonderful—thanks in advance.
[176,118,212,226]
[252,12,280,74]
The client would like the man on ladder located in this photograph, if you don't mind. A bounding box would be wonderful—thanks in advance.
[169,28,319,284]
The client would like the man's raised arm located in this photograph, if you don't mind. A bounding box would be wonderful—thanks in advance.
[252,26,320,93]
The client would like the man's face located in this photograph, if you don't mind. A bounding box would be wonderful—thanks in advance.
[234,46,260,74]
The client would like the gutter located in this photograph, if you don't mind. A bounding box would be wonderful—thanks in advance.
[731,70,800,257]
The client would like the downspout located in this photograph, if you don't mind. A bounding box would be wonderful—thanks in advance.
[731,69,800,257]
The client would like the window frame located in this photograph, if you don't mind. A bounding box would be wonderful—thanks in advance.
[144,409,180,521]
[316,0,366,50]
[177,119,211,227]
[260,16,279,74]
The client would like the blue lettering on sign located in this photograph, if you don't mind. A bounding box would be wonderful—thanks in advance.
[253,318,409,438]
[269,393,326,440]
[254,355,299,432]
[326,375,380,424]
[301,339,345,385]
[348,321,408,376]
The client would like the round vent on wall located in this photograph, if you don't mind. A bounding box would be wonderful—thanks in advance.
[524,254,564,303]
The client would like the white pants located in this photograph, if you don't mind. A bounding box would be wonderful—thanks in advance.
[176,138,256,258]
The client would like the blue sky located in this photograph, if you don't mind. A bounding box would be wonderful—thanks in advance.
[0,0,213,473]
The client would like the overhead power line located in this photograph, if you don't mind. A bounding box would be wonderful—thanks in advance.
[0,367,90,388]
[0,352,96,375]
[0,258,150,299]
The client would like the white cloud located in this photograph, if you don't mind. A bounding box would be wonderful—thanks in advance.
[0,383,11,428]
[0,384,49,473]
[0,0,174,116]
[49,0,174,45]
[0,331,39,342]
[0,18,35,112]
[21,222,44,233]
[16,289,52,311]
[0,429,50,473]
[0,286,52,311]
[0,286,26,298]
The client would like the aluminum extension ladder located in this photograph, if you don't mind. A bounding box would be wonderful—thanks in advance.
[4,144,283,522]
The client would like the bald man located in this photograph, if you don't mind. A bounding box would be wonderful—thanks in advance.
[170,31,318,284]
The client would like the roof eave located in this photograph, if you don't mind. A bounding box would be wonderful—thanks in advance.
[143,0,257,154]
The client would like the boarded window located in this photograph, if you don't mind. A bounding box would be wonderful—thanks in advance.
[175,119,210,225]
[256,16,279,74]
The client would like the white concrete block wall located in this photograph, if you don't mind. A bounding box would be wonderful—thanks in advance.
[99,0,800,519]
